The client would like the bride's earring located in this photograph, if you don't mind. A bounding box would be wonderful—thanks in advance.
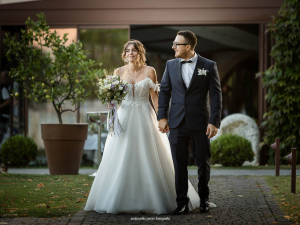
[124,58,128,63]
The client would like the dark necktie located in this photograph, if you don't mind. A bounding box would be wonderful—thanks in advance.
[181,60,193,64]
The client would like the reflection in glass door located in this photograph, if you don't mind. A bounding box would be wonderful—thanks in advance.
[0,26,25,148]
[78,27,128,166]
[78,27,129,117]
[80,28,128,70]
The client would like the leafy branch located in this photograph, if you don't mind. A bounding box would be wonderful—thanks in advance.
[4,13,104,124]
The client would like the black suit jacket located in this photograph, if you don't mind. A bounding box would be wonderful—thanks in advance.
[157,53,222,130]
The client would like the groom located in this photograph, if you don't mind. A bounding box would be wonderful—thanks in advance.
[158,30,222,214]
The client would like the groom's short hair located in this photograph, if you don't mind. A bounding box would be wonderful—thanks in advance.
[177,30,197,50]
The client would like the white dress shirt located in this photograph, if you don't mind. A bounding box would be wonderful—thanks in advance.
[1,87,10,100]
[181,53,198,88]
[1,86,10,118]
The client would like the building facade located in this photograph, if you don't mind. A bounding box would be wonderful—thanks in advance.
[0,0,282,151]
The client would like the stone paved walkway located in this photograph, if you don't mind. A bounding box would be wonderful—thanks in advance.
[0,176,291,225]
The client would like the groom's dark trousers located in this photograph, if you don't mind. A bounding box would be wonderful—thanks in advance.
[158,53,222,206]
[169,117,211,206]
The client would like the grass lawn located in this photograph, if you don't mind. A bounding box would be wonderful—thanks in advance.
[264,176,300,224]
[20,166,97,169]
[0,174,94,218]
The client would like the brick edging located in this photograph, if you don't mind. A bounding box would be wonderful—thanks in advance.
[255,177,291,224]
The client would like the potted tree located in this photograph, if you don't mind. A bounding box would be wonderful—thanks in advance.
[4,13,103,175]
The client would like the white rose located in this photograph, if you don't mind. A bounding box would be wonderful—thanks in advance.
[119,86,123,90]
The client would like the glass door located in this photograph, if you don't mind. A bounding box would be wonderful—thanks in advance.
[0,26,25,148]
[78,26,129,166]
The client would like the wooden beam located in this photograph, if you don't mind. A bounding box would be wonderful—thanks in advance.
[0,8,280,25]
[0,0,284,10]
[76,25,80,124]
[258,24,264,126]
[0,25,1,70]
[0,0,39,5]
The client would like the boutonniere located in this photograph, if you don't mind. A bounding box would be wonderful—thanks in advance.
[198,68,208,76]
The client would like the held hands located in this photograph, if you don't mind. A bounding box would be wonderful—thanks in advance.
[107,103,111,109]
[158,118,169,133]
[206,124,218,139]
[158,119,218,137]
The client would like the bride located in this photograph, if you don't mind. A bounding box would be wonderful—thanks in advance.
[84,40,214,215]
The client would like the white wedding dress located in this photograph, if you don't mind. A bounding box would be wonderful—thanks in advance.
[84,76,207,214]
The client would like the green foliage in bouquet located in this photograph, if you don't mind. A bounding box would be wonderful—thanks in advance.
[261,0,300,164]
[210,134,254,167]
[0,135,38,167]
[4,13,103,124]
[96,75,128,104]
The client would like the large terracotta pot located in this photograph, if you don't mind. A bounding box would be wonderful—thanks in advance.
[41,123,88,175]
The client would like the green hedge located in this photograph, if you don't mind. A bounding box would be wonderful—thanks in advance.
[0,135,38,167]
[211,134,254,167]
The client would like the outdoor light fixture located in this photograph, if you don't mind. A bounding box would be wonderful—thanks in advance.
[285,148,296,194]
[271,138,280,176]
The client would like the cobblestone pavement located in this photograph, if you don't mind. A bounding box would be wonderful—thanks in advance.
[0,176,291,225]
[7,168,300,176]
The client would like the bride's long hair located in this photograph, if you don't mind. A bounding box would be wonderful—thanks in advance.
[121,40,147,66]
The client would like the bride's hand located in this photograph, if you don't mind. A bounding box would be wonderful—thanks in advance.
[158,118,169,133]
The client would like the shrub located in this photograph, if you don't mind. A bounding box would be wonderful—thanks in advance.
[0,135,38,167]
[211,133,254,167]
[262,0,300,164]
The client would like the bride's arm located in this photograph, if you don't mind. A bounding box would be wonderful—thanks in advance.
[148,67,159,113]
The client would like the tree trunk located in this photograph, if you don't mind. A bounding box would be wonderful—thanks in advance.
[52,101,63,124]
[57,112,63,124]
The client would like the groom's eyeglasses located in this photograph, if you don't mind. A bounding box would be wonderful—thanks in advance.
[172,42,190,47]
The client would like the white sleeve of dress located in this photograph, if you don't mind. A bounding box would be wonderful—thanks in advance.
[148,78,160,92]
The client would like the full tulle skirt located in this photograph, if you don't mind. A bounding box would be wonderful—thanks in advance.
[84,101,201,214]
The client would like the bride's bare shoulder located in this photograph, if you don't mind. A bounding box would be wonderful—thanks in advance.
[147,66,157,83]
[114,66,125,77]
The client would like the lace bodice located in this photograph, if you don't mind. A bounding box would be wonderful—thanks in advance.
[121,77,160,107]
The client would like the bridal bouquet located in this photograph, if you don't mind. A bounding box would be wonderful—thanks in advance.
[97,75,128,136]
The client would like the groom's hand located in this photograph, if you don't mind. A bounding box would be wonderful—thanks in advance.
[206,124,218,139]
[158,118,169,133]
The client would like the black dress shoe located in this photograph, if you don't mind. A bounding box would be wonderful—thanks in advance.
[200,199,210,213]
[171,203,189,215]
